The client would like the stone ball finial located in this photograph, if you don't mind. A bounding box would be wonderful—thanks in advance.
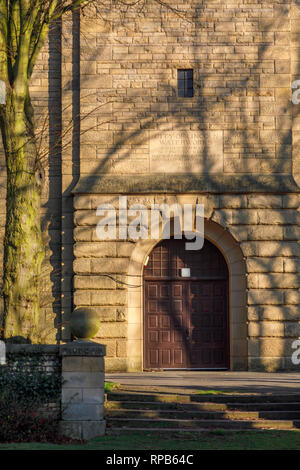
[70,307,101,340]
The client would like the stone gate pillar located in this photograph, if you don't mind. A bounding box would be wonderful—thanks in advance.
[59,340,106,440]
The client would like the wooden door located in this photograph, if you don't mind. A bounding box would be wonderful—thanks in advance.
[144,280,189,368]
[189,280,229,369]
[143,238,229,370]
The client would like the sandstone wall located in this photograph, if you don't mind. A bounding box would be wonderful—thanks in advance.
[0,1,300,371]
[72,192,300,372]
[77,1,297,177]
[70,1,300,371]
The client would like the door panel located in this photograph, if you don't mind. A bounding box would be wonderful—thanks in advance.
[144,238,229,370]
[144,279,229,369]
[144,281,188,369]
[188,280,228,369]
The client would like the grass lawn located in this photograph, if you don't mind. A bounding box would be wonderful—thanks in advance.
[196,390,243,395]
[0,430,300,450]
[104,381,120,393]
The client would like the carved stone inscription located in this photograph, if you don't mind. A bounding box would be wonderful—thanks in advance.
[150,130,223,173]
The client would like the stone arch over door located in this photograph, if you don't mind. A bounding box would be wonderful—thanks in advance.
[126,218,247,372]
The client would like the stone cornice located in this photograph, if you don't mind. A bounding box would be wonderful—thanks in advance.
[72,174,300,194]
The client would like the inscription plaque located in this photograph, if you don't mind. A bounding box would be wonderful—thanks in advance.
[150,130,223,173]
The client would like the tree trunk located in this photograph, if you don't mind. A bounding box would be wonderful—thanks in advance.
[0,89,44,343]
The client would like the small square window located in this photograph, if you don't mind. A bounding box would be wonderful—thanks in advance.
[177,69,194,98]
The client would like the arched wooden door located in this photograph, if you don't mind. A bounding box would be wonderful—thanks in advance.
[143,238,229,370]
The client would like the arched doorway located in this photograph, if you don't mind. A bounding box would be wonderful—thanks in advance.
[143,237,229,370]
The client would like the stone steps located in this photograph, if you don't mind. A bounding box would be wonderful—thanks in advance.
[107,391,300,404]
[106,400,300,412]
[105,390,300,432]
[107,427,298,434]
[106,417,299,430]
[106,408,300,421]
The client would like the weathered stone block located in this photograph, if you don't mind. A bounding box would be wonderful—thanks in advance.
[61,388,83,404]
[82,420,106,440]
[248,321,285,337]
[257,210,299,225]
[74,275,116,290]
[261,74,291,88]
[219,195,247,209]
[73,290,91,305]
[248,338,295,357]
[258,273,300,289]
[248,357,286,372]
[94,307,118,322]
[74,242,117,258]
[247,274,259,289]
[260,17,290,32]
[282,195,300,209]
[249,305,300,321]
[247,226,283,241]
[228,226,249,242]
[74,227,93,242]
[59,421,82,440]
[62,403,104,421]
[62,371,104,388]
[74,195,92,210]
[215,22,235,32]
[59,420,106,440]
[116,242,135,257]
[74,258,91,274]
[104,357,128,372]
[247,306,261,321]
[91,258,129,274]
[82,388,105,404]
[242,242,300,257]
[74,210,99,226]
[91,195,121,210]
[283,226,300,240]
[231,210,258,225]
[98,322,127,338]
[62,356,104,373]
[247,289,284,305]
[116,340,127,357]
[260,46,290,60]
[81,75,112,89]
[102,339,117,357]
[246,257,283,273]
[211,210,232,227]
[90,290,127,306]
[285,322,300,337]
[283,258,300,272]
[285,290,300,304]
[247,195,282,209]
[275,60,291,74]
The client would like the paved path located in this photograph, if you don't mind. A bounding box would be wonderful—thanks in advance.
[106,371,300,395]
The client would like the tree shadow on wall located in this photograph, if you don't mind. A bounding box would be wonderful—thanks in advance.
[40,0,300,364]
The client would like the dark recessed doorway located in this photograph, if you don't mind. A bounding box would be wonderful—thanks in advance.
[143,238,230,370]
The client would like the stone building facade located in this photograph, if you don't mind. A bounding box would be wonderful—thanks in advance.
[3,0,300,372]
